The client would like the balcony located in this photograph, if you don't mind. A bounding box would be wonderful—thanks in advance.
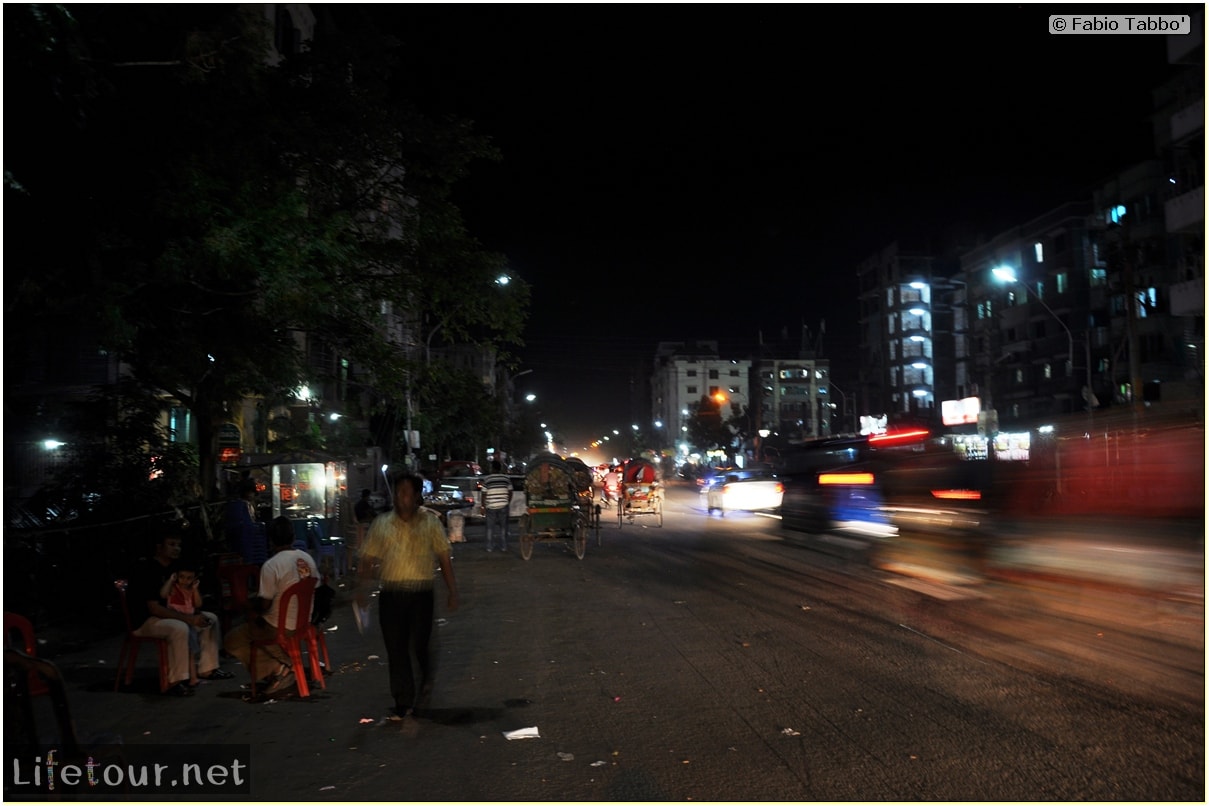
[1171,98,1204,143]
[894,299,931,314]
[1167,18,1203,64]
[1165,185,1204,233]
[1171,277,1205,316]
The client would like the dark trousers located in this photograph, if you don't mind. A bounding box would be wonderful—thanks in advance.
[378,587,435,712]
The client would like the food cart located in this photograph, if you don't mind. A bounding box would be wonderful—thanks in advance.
[235,451,350,577]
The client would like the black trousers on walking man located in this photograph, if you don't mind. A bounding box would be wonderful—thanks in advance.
[378,586,436,714]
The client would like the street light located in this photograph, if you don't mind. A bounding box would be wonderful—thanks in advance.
[991,266,1096,410]
[826,379,851,434]
[714,389,751,460]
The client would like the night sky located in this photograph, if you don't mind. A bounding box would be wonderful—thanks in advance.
[371,4,1192,450]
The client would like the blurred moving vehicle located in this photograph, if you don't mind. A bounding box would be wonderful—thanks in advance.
[704,472,784,514]
[696,464,774,492]
[778,429,990,540]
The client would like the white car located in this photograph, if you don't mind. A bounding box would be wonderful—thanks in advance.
[703,473,784,514]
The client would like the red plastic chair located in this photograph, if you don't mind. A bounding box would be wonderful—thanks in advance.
[4,612,49,697]
[303,620,332,678]
[248,577,325,699]
[113,579,170,693]
[217,563,261,635]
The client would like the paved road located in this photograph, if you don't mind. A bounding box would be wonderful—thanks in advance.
[8,485,1204,800]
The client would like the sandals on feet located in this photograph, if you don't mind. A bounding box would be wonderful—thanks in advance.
[200,668,235,680]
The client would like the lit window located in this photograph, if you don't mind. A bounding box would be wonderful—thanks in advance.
[1015,369,1024,383]
[1056,272,1067,294]
[1043,363,1052,379]
[1034,242,1044,263]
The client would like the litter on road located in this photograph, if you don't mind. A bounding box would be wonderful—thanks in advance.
[503,726,541,740]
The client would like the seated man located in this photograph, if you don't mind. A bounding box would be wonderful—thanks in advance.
[128,533,234,697]
[224,516,320,696]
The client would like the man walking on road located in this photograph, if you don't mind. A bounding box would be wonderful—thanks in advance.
[356,472,460,720]
[482,460,513,552]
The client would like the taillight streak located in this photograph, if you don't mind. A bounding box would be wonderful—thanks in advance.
[818,472,875,485]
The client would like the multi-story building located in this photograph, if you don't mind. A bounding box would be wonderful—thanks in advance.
[650,341,752,456]
[857,242,943,425]
[959,202,1097,425]
[751,328,832,440]
[1154,21,1204,398]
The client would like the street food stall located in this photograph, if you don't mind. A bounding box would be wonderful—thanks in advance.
[236,451,350,577]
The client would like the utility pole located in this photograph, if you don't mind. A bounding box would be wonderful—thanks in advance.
[1121,232,1144,413]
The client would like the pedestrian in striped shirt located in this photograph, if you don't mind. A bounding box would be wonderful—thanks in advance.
[482,460,513,552]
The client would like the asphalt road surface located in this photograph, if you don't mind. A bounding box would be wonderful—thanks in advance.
[17,484,1204,801]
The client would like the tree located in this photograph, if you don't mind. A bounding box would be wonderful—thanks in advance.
[685,395,734,457]
[6,6,529,516]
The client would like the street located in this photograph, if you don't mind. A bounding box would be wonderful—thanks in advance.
[10,483,1204,801]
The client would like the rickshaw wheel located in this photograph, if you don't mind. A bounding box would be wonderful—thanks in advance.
[520,515,534,560]
[595,505,603,546]
[573,521,587,560]
[655,499,664,527]
[616,500,624,528]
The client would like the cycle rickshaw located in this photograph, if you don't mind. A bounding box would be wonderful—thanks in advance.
[565,456,603,547]
[617,457,664,527]
[519,452,589,560]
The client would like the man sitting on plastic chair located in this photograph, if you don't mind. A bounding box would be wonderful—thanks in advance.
[127,532,234,697]
[224,516,320,697]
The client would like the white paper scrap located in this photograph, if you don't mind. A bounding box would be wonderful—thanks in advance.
[503,726,541,740]
[353,603,372,635]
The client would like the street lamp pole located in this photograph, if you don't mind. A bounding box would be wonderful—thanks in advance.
[992,266,1094,412]
[828,379,851,434]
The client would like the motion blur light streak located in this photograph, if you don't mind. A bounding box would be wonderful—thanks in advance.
[818,472,875,486]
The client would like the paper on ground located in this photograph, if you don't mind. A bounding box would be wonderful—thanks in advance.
[502,726,541,740]
[353,603,372,635]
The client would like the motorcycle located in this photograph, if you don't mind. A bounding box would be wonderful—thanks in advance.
[600,474,621,508]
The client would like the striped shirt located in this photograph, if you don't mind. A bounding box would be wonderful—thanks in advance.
[481,473,513,510]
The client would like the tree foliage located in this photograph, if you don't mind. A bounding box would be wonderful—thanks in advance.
[6,5,529,511]
[685,395,735,455]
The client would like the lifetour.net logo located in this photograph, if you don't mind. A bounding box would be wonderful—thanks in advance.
[5,744,252,798]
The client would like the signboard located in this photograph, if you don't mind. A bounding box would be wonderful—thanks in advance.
[218,446,242,465]
[218,423,242,448]
[942,397,981,426]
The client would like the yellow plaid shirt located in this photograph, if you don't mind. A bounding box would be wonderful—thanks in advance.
[360,507,451,590]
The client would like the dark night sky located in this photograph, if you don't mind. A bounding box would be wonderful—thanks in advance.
[371,4,1192,450]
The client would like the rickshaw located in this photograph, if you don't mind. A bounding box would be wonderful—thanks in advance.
[565,456,603,547]
[519,452,589,560]
[617,457,664,527]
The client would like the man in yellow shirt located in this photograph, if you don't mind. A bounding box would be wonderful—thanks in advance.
[356,472,460,720]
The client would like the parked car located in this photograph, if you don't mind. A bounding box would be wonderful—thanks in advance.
[437,460,482,479]
[703,472,784,514]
